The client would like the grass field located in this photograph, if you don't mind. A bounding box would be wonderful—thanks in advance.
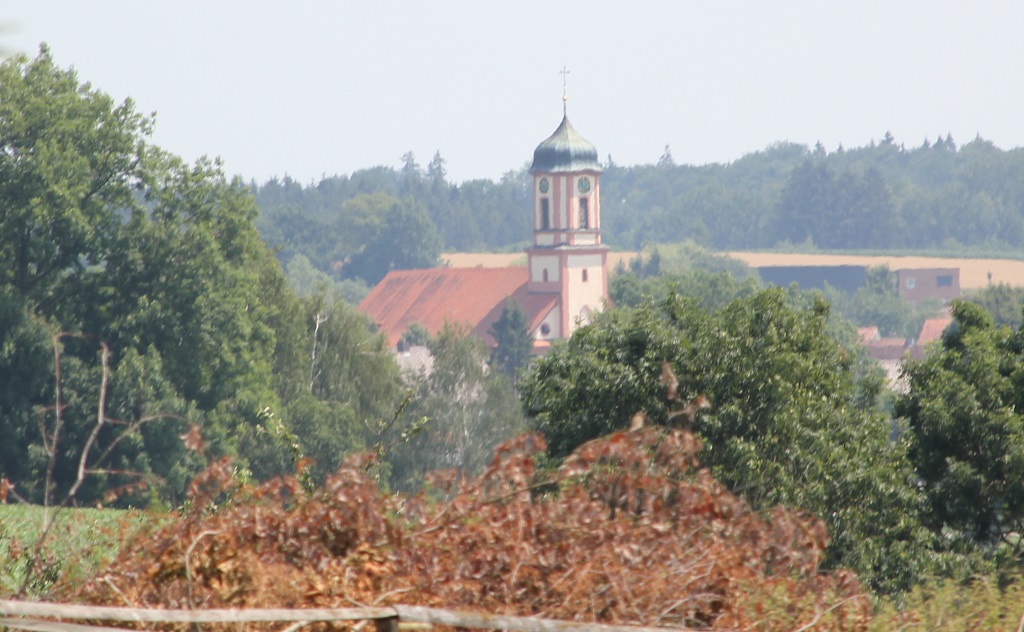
[0,504,150,597]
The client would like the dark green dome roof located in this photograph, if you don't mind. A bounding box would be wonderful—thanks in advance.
[529,114,602,174]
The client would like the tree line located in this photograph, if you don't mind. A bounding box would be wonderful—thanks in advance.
[603,135,1024,252]
[253,154,533,298]
[254,130,1024,295]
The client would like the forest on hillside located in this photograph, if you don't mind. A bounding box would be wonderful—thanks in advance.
[254,132,1024,293]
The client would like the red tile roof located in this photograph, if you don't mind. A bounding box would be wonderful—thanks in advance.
[863,338,910,361]
[910,315,954,359]
[917,316,953,346]
[358,267,558,348]
[857,326,880,343]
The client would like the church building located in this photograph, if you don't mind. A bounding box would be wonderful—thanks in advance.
[358,106,609,353]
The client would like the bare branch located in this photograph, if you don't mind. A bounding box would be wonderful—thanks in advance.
[21,334,193,597]
[65,344,110,504]
[43,331,64,514]
[310,311,328,392]
[86,413,194,475]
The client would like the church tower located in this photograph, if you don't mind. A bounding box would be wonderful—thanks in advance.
[526,90,609,339]
[358,82,611,353]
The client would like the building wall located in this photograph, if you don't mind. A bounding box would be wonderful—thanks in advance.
[897,268,960,304]
[529,253,560,291]
[563,251,607,336]
[535,305,561,341]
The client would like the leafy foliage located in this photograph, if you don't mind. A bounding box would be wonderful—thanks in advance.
[284,254,370,306]
[520,289,933,594]
[897,300,1024,549]
[771,161,897,249]
[871,574,1024,631]
[611,266,762,311]
[335,192,442,286]
[0,47,405,506]
[0,289,52,493]
[967,282,1024,329]
[254,163,528,283]
[279,296,405,485]
[487,299,533,380]
[386,323,527,490]
[0,45,150,304]
[610,251,933,345]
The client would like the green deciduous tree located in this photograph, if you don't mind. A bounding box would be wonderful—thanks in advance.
[520,289,933,593]
[281,296,404,483]
[487,299,533,380]
[0,47,398,506]
[521,304,684,459]
[897,300,1024,548]
[336,192,442,285]
[387,323,527,490]
[0,45,151,305]
[71,154,280,411]
[0,288,53,495]
[284,254,370,306]
[610,267,761,311]
[967,282,1024,329]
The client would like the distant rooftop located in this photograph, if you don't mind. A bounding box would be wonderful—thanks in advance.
[917,315,953,347]
[358,267,557,349]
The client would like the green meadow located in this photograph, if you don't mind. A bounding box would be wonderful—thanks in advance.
[0,504,153,597]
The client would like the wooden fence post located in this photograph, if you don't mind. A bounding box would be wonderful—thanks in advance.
[374,616,399,632]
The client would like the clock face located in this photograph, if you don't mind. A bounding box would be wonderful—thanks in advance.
[577,177,591,194]
[539,178,549,194]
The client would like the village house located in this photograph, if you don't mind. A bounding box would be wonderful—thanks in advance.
[896,268,960,306]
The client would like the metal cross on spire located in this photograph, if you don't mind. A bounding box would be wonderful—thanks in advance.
[560,65,570,115]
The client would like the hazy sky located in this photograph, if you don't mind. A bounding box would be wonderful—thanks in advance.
[4,1,1023,184]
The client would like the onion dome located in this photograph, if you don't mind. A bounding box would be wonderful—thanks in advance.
[529,114,602,174]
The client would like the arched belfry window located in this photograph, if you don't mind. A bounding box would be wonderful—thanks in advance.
[579,197,589,229]
[540,198,550,230]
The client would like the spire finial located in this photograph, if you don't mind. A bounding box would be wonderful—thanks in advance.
[560,65,570,115]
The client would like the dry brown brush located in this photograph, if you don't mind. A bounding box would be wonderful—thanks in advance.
[65,428,870,630]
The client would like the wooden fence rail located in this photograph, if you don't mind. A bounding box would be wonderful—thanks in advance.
[0,600,679,632]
